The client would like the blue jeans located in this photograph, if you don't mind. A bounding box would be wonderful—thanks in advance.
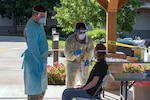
[62,88,92,100]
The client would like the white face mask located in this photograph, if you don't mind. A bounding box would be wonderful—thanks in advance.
[38,17,45,24]
[78,34,86,40]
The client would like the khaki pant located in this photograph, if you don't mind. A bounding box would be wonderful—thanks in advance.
[28,91,45,100]
[66,62,87,88]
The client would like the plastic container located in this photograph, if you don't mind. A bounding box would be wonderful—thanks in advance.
[133,47,141,61]
[140,48,144,61]
[148,46,150,62]
[144,49,148,62]
[145,70,150,76]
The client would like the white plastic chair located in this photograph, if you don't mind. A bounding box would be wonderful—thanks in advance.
[74,70,110,100]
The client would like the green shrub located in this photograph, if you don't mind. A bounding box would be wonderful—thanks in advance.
[47,61,95,85]
[87,29,106,42]
[47,62,66,85]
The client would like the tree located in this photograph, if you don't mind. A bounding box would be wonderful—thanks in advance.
[52,0,144,33]
[52,0,104,33]
[0,0,60,24]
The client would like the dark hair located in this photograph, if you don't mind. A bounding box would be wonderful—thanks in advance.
[32,4,46,12]
[75,22,86,29]
[95,43,106,61]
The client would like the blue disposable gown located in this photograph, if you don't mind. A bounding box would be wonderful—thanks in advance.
[22,18,48,95]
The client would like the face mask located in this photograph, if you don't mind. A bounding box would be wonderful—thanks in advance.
[38,17,45,24]
[78,34,86,40]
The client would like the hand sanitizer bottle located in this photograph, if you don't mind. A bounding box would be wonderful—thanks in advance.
[148,46,150,62]
[144,48,148,62]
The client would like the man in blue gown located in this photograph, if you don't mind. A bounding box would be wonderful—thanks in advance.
[22,4,48,100]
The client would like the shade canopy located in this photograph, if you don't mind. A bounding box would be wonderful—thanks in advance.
[97,0,128,53]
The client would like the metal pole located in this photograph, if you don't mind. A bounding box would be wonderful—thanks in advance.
[52,40,59,62]
[52,28,59,64]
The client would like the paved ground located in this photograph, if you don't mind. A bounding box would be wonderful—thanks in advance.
[0,36,67,100]
[0,36,133,100]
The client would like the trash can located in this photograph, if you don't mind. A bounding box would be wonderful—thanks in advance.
[133,81,150,100]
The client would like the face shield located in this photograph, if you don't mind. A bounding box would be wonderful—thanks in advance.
[75,29,87,33]
[96,50,108,53]
[33,10,47,26]
[94,50,107,59]
[94,50,107,56]
[75,29,88,42]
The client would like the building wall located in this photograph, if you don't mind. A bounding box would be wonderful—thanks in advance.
[0,2,150,35]
[0,15,16,34]
[133,9,150,30]
[0,15,57,34]
[0,16,13,26]
[123,3,150,39]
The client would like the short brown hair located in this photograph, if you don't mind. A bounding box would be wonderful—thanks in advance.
[32,4,46,12]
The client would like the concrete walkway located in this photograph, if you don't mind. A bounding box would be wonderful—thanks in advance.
[0,36,133,100]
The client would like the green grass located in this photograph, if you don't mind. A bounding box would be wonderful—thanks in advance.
[1,34,96,48]
[47,39,97,48]
[47,39,65,48]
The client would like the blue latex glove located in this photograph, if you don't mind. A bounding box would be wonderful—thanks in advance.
[84,60,90,67]
[74,49,82,56]
[39,63,44,73]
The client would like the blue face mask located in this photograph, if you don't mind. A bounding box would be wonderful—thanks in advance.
[38,17,45,24]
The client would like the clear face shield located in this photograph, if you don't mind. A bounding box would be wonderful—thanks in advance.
[75,29,87,40]
[94,50,107,60]
[75,29,87,33]
[33,10,47,26]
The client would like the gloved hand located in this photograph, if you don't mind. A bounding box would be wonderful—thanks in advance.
[39,62,44,73]
[84,59,90,67]
[74,49,82,56]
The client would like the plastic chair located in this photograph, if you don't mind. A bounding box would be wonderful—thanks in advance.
[74,69,110,100]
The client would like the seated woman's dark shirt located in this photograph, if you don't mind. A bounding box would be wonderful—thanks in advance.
[85,60,108,96]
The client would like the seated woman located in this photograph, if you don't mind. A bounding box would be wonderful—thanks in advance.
[62,43,108,100]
